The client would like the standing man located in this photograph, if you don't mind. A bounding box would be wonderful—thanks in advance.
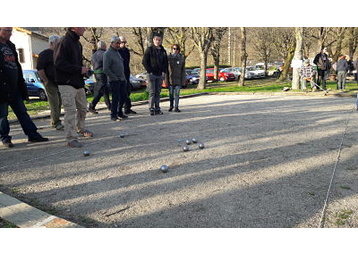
[118,36,136,115]
[142,34,168,115]
[0,27,49,148]
[336,54,348,90]
[54,27,93,148]
[103,36,128,122]
[313,46,330,90]
[36,35,64,130]
[88,41,111,114]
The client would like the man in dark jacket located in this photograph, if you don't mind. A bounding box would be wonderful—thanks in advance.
[118,36,136,115]
[142,34,168,115]
[88,41,111,114]
[313,46,330,90]
[37,35,64,130]
[54,27,93,148]
[0,27,49,148]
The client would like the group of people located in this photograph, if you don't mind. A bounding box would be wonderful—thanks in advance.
[0,27,187,149]
[299,46,357,91]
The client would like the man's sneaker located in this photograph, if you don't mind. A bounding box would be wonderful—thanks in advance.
[125,109,137,114]
[168,107,173,112]
[28,136,49,143]
[55,124,64,130]
[118,114,128,120]
[150,111,155,116]
[111,117,120,122]
[155,110,163,115]
[88,107,98,114]
[174,108,181,112]
[67,139,83,148]
[2,139,14,148]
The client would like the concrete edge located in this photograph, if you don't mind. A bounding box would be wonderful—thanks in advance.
[0,191,82,228]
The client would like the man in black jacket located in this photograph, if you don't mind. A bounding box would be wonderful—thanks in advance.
[0,27,48,148]
[142,34,168,115]
[118,36,136,115]
[54,27,93,148]
[313,46,330,90]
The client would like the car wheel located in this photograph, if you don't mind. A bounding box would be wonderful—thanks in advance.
[219,77,225,82]
[39,89,47,101]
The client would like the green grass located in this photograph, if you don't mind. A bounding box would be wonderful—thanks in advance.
[0,218,18,228]
[7,77,358,120]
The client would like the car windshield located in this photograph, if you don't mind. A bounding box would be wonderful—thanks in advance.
[246,67,254,71]
[206,69,214,73]
[35,72,42,82]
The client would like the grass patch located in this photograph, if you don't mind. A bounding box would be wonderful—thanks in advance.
[0,218,18,228]
[8,78,358,120]
[334,210,353,226]
[339,185,352,190]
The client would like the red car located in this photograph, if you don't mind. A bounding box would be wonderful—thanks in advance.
[206,68,235,82]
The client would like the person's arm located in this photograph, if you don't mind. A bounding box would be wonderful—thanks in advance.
[103,53,116,81]
[37,69,49,85]
[142,48,152,74]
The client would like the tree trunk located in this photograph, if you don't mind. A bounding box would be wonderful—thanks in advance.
[214,57,219,81]
[292,27,303,90]
[278,40,296,82]
[197,51,207,90]
[238,27,246,87]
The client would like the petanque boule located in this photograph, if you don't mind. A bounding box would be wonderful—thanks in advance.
[198,143,205,149]
[185,139,192,145]
[119,133,125,138]
[183,145,190,152]
[192,138,198,143]
[83,150,91,156]
[160,165,169,173]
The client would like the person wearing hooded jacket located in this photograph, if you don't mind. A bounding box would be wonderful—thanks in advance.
[165,44,186,112]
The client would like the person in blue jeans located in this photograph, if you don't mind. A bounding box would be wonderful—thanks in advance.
[0,27,48,148]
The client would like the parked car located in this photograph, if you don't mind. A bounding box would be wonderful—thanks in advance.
[235,67,256,80]
[130,75,146,90]
[206,68,235,82]
[84,75,95,94]
[246,66,265,78]
[220,67,240,80]
[186,70,200,84]
[22,70,47,101]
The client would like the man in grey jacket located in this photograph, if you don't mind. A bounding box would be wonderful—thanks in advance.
[336,54,348,90]
[103,36,128,121]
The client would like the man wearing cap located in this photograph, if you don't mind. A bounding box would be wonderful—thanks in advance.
[103,36,128,121]
[299,59,316,91]
[37,35,64,130]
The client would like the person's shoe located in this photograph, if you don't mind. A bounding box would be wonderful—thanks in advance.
[155,110,163,115]
[150,111,155,116]
[88,107,98,114]
[125,109,137,114]
[77,129,93,138]
[168,107,173,112]
[55,124,64,130]
[111,117,120,121]
[28,136,49,143]
[118,114,128,120]
[67,139,83,148]
[174,108,181,112]
[2,139,14,148]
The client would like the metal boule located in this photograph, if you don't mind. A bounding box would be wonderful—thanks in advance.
[185,139,192,145]
[119,133,125,138]
[83,150,90,156]
[198,143,205,149]
[183,145,190,152]
[192,138,198,143]
[160,165,169,173]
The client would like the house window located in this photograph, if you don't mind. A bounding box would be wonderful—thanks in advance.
[18,48,25,63]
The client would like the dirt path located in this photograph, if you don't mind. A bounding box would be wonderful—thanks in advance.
[1,94,357,227]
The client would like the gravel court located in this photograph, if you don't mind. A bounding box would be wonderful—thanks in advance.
[0,94,357,228]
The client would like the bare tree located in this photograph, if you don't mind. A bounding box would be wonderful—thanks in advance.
[82,27,103,54]
[311,27,333,50]
[190,27,214,90]
[346,27,358,60]
[165,27,195,59]
[238,27,247,87]
[292,27,303,90]
[249,27,273,76]
[210,27,228,81]
[329,27,347,64]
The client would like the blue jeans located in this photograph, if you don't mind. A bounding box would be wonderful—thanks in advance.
[147,74,163,112]
[169,85,181,108]
[0,93,40,141]
[109,80,127,118]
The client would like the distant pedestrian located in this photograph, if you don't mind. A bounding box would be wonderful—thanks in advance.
[118,36,136,115]
[54,27,93,148]
[88,41,111,114]
[165,44,186,112]
[336,54,348,90]
[299,59,316,91]
[0,27,49,148]
[36,35,64,130]
[313,46,331,90]
[103,36,128,121]
[142,34,168,115]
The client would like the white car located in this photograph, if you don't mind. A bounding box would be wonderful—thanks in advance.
[246,66,265,78]
[235,67,256,79]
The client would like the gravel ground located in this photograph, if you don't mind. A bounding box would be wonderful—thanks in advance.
[0,94,357,228]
